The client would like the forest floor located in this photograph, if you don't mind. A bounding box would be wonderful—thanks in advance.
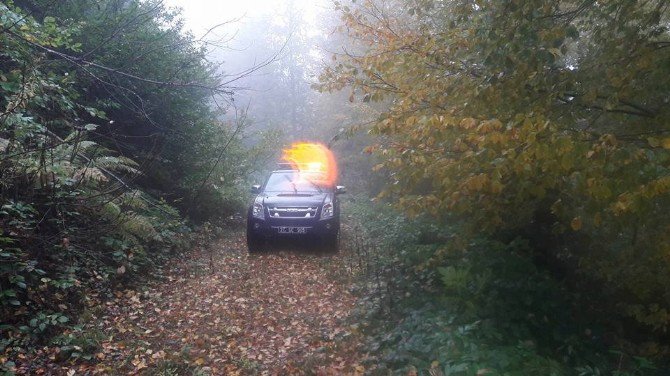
[14,227,365,375]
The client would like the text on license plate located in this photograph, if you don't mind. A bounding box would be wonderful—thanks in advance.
[277,226,307,234]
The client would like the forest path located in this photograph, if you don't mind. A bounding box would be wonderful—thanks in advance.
[64,228,363,375]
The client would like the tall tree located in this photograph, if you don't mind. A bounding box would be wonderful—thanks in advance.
[0,0,263,348]
[320,0,670,346]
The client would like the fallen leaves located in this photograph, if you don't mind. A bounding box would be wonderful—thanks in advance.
[8,229,363,374]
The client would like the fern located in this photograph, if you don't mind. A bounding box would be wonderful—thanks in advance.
[91,156,140,175]
[118,190,148,210]
[120,213,157,241]
[101,202,121,218]
[76,140,98,152]
[73,167,109,184]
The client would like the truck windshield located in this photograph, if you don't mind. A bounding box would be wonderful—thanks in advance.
[264,171,325,193]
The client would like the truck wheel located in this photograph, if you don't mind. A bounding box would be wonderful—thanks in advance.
[321,232,339,253]
[246,224,263,253]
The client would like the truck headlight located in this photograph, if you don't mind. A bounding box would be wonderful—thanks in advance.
[321,202,334,220]
[252,203,264,219]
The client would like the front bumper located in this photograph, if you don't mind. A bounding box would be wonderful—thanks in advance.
[248,216,339,238]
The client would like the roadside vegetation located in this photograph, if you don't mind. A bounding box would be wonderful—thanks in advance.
[345,198,659,374]
[0,0,265,370]
[2,0,670,374]
[323,0,670,374]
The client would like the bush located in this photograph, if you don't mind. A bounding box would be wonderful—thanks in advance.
[0,0,253,357]
[347,200,662,375]
[321,0,670,350]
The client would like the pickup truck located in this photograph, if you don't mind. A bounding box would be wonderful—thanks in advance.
[246,168,346,253]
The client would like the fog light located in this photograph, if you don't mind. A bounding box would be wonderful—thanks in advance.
[254,223,260,229]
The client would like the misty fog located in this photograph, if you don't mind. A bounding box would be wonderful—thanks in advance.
[165,0,350,141]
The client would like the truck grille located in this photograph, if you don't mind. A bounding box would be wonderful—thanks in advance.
[268,206,318,218]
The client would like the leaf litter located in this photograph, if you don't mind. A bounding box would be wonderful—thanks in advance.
[11,230,365,375]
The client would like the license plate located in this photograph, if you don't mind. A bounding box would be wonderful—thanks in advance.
[277,226,307,234]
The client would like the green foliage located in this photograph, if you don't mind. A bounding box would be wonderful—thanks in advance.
[0,0,260,361]
[349,200,662,374]
[322,0,670,360]
[51,327,106,361]
[172,114,270,220]
[20,312,69,337]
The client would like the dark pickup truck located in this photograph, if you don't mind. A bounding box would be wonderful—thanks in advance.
[246,168,346,253]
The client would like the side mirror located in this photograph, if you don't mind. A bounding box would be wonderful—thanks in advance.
[251,184,261,194]
[336,185,347,194]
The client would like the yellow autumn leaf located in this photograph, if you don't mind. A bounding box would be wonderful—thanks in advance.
[491,180,504,194]
[662,138,670,149]
[570,217,582,231]
[460,117,477,129]
[372,163,385,172]
[405,116,417,126]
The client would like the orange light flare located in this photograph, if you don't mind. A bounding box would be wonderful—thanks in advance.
[281,142,338,187]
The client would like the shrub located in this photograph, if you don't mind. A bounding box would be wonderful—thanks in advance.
[347,200,661,374]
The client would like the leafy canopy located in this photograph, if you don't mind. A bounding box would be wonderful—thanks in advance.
[320,0,670,341]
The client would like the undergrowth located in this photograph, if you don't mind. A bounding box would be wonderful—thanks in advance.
[0,2,255,372]
[345,197,662,375]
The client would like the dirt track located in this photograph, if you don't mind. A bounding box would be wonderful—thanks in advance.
[16,229,363,375]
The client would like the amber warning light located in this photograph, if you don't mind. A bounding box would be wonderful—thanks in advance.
[281,142,338,186]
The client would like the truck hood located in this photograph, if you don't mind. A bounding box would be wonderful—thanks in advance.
[260,192,331,206]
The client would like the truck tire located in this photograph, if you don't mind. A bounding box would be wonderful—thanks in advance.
[321,232,339,253]
[246,223,263,253]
